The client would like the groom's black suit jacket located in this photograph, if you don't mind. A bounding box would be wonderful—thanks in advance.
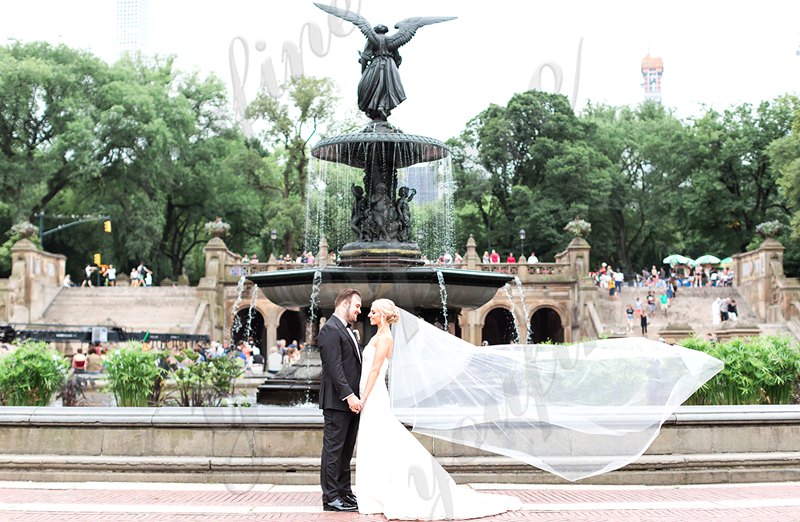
[318,315,362,411]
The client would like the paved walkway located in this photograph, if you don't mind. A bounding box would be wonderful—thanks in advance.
[1,481,800,521]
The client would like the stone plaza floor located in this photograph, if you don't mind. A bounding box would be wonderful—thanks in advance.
[1,481,800,521]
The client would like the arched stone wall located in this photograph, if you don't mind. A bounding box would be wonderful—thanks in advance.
[529,304,566,343]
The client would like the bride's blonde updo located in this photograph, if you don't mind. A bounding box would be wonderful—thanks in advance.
[372,298,400,325]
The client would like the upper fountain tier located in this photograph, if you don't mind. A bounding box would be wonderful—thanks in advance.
[311,122,449,170]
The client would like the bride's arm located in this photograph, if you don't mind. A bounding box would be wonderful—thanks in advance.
[361,336,392,404]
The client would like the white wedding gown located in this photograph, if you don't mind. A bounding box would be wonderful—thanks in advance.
[355,341,521,520]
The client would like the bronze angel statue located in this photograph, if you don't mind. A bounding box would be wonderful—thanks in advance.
[315,3,456,121]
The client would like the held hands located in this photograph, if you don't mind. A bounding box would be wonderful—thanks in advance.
[347,394,363,413]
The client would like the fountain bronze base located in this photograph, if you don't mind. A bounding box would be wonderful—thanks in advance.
[338,241,425,267]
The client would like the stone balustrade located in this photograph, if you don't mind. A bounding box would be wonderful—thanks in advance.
[223,260,574,284]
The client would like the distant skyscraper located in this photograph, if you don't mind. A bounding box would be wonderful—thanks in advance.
[641,53,664,103]
[117,0,148,58]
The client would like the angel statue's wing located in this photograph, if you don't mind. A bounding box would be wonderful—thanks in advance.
[314,3,377,45]
[387,16,457,50]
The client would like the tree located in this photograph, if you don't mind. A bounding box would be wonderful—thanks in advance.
[683,97,798,255]
[246,76,338,255]
[451,90,611,261]
[583,101,695,271]
[0,42,262,280]
[0,42,108,234]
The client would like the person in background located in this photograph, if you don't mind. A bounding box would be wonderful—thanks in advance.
[63,274,73,287]
[506,252,516,263]
[625,303,635,333]
[528,252,539,264]
[482,251,490,264]
[614,270,624,296]
[85,345,103,373]
[728,299,738,320]
[267,346,282,375]
[489,249,500,263]
[72,348,87,373]
[106,264,117,287]
[81,264,96,287]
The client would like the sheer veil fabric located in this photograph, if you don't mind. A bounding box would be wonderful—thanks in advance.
[389,308,724,482]
[356,336,520,520]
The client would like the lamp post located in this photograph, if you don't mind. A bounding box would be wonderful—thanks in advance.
[519,228,526,257]
[270,229,277,255]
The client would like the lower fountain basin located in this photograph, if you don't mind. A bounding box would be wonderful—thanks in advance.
[248,267,513,311]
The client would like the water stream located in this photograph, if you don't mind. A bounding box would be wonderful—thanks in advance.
[230,275,247,337]
[514,276,532,344]
[503,283,522,344]
[244,283,259,342]
[435,269,449,331]
[307,270,323,343]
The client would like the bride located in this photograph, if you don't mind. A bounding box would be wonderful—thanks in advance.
[351,298,722,519]
[355,298,521,520]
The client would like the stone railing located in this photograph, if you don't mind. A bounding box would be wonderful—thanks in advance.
[225,261,308,280]
[221,259,577,285]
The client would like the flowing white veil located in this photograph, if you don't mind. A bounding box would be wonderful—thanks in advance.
[389,308,724,482]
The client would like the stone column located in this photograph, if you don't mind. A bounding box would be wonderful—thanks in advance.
[316,236,331,267]
[760,238,786,323]
[464,235,480,269]
[203,237,237,343]
[8,239,65,323]
[563,237,595,340]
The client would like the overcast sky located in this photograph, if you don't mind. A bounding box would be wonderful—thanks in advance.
[3,1,799,140]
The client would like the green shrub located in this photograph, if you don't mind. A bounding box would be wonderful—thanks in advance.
[682,335,800,405]
[0,341,69,406]
[170,350,244,407]
[104,342,166,407]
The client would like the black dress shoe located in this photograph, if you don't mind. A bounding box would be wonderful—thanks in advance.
[342,494,358,506]
[323,498,358,512]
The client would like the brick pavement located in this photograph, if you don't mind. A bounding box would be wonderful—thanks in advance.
[1,481,799,521]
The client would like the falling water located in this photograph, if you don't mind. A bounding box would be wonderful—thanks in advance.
[406,157,455,261]
[244,283,259,342]
[305,147,455,260]
[514,276,532,344]
[307,270,323,341]
[435,269,448,331]
[503,284,521,344]
[305,155,362,255]
[230,275,247,337]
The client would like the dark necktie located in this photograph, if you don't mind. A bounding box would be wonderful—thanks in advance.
[345,323,360,361]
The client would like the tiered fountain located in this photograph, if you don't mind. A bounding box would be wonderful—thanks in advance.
[251,4,513,404]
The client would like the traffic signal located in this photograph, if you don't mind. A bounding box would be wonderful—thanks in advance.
[93,253,101,265]
[103,220,112,233]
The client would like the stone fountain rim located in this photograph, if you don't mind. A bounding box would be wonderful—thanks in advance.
[248,266,514,287]
[312,131,449,151]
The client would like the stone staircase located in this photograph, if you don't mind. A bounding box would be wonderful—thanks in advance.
[36,286,207,334]
[596,285,793,340]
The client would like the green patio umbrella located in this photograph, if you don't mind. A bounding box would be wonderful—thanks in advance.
[719,256,734,267]
[662,254,693,266]
[694,254,721,265]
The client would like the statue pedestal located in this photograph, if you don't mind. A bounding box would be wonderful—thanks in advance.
[338,241,424,267]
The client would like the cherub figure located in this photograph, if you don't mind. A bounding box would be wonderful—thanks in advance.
[350,184,366,239]
[368,182,393,241]
[395,186,417,242]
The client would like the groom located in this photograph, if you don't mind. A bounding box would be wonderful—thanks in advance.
[318,288,363,512]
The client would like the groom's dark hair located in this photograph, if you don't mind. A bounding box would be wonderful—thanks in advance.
[335,288,361,308]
